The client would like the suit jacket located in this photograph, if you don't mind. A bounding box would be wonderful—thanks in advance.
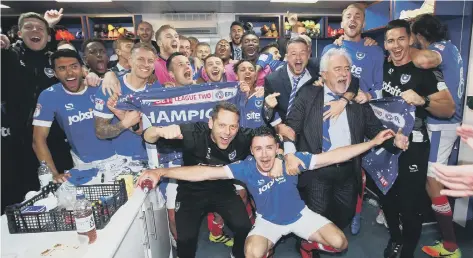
[285,85,398,193]
[264,58,360,123]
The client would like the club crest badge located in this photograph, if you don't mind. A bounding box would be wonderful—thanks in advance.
[175,202,180,212]
[388,68,394,75]
[44,68,55,78]
[356,51,366,60]
[95,98,104,111]
[229,150,236,161]
[255,100,263,108]
[400,74,411,85]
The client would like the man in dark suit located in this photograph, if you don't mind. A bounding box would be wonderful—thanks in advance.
[283,48,408,258]
[229,21,244,60]
[135,21,160,54]
[264,37,359,135]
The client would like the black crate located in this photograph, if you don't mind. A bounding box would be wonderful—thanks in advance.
[5,180,128,234]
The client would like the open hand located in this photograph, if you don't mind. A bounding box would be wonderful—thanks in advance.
[323,100,347,121]
[53,173,71,184]
[85,72,101,87]
[394,128,409,151]
[363,37,378,46]
[433,163,473,197]
[354,91,371,104]
[276,123,295,141]
[268,158,283,178]
[102,71,121,96]
[457,124,473,148]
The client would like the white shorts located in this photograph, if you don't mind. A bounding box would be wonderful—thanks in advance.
[427,126,459,178]
[234,184,245,191]
[248,206,331,244]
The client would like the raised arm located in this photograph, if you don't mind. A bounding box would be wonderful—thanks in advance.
[310,129,394,170]
[143,124,182,143]
[136,165,230,188]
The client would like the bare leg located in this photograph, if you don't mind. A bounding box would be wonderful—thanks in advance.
[167,209,177,240]
[245,235,273,258]
[308,223,348,251]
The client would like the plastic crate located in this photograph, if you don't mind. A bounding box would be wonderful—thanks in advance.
[5,179,128,234]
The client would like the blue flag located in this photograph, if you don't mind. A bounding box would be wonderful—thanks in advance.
[362,97,416,194]
[115,82,243,126]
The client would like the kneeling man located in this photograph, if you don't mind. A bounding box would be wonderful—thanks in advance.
[138,126,395,258]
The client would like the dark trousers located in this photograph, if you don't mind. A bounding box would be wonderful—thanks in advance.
[175,189,251,258]
[299,163,357,229]
[381,140,429,258]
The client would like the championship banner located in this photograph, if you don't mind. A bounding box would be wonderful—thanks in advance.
[115,82,243,126]
[362,97,416,194]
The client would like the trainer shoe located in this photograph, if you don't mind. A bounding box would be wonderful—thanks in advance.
[209,232,234,247]
[384,239,402,258]
[351,213,361,235]
[422,241,462,258]
[376,210,388,228]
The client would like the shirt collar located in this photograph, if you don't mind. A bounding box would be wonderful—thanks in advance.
[286,65,308,80]
[116,62,127,72]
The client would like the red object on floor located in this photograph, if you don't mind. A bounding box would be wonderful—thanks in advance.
[207,213,223,236]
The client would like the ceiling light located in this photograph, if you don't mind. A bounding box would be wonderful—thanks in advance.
[270,0,318,3]
[56,0,112,2]
[0,4,10,8]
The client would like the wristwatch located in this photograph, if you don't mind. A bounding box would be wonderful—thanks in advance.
[276,154,284,160]
[422,96,430,108]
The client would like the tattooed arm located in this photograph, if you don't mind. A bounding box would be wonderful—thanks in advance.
[95,111,141,139]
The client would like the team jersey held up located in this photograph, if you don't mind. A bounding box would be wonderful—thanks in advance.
[225,152,313,225]
[33,84,115,163]
[427,40,465,126]
[94,74,161,159]
[239,92,266,129]
[323,39,384,99]
[382,60,444,132]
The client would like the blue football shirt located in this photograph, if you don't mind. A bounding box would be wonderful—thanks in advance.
[33,84,115,163]
[427,40,465,126]
[225,152,313,225]
[94,73,161,159]
[323,40,384,99]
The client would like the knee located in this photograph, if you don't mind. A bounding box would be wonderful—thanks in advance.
[331,233,348,251]
[244,240,267,258]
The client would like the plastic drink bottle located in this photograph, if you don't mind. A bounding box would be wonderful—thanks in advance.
[73,190,97,244]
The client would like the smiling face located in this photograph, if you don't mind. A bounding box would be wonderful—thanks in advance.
[208,109,239,149]
[385,27,411,66]
[84,41,109,76]
[157,28,180,57]
[286,41,309,76]
[169,55,193,86]
[196,44,211,60]
[117,41,134,62]
[230,24,244,45]
[215,40,231,61]
[242,34,259,61]
[130,48,155,80]
[341,6,365,40]
[137,22,153,43]
[205,56,224,82]
[321,54,351,95]
[236,61,256,87]
[251,136,278,173]
[54,57,84,93]
[179,39,191,58]
[18,17,49,51]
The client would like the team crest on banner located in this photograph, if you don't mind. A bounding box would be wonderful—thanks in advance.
[229,150,237,161]
[95,98,105,111]
[400,74,411,85]
[356,51,366,60]
[362,97,415,194]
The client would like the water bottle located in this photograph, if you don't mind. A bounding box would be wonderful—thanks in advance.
[38,161,53,188]
[73,190,97,244]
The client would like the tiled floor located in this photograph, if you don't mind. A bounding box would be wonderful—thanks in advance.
[193,204,473,258]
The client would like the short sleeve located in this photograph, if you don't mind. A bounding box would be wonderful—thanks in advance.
[428,42,445,66]
[32,91,55,127]
[421,69,446,97]
[224,159,250,184]
[93,85,114,119]
[294,152,314,170]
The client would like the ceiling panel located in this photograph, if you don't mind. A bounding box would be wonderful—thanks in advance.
[1,0,370,15]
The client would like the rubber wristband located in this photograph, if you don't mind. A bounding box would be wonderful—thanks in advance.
[340,96,349,103]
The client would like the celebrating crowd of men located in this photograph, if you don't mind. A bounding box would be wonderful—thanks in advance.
[0,3,469,258]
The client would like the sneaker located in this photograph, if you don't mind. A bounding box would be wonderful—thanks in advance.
[384,239,402,258]
[376,210,388,228]
[209,232,234,247]
[351,213,361,235]
[422,241,462,258]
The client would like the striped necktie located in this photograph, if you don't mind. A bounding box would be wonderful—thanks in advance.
[287,71,306,116]
[322,92,340,152]
[235,48,242,60]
